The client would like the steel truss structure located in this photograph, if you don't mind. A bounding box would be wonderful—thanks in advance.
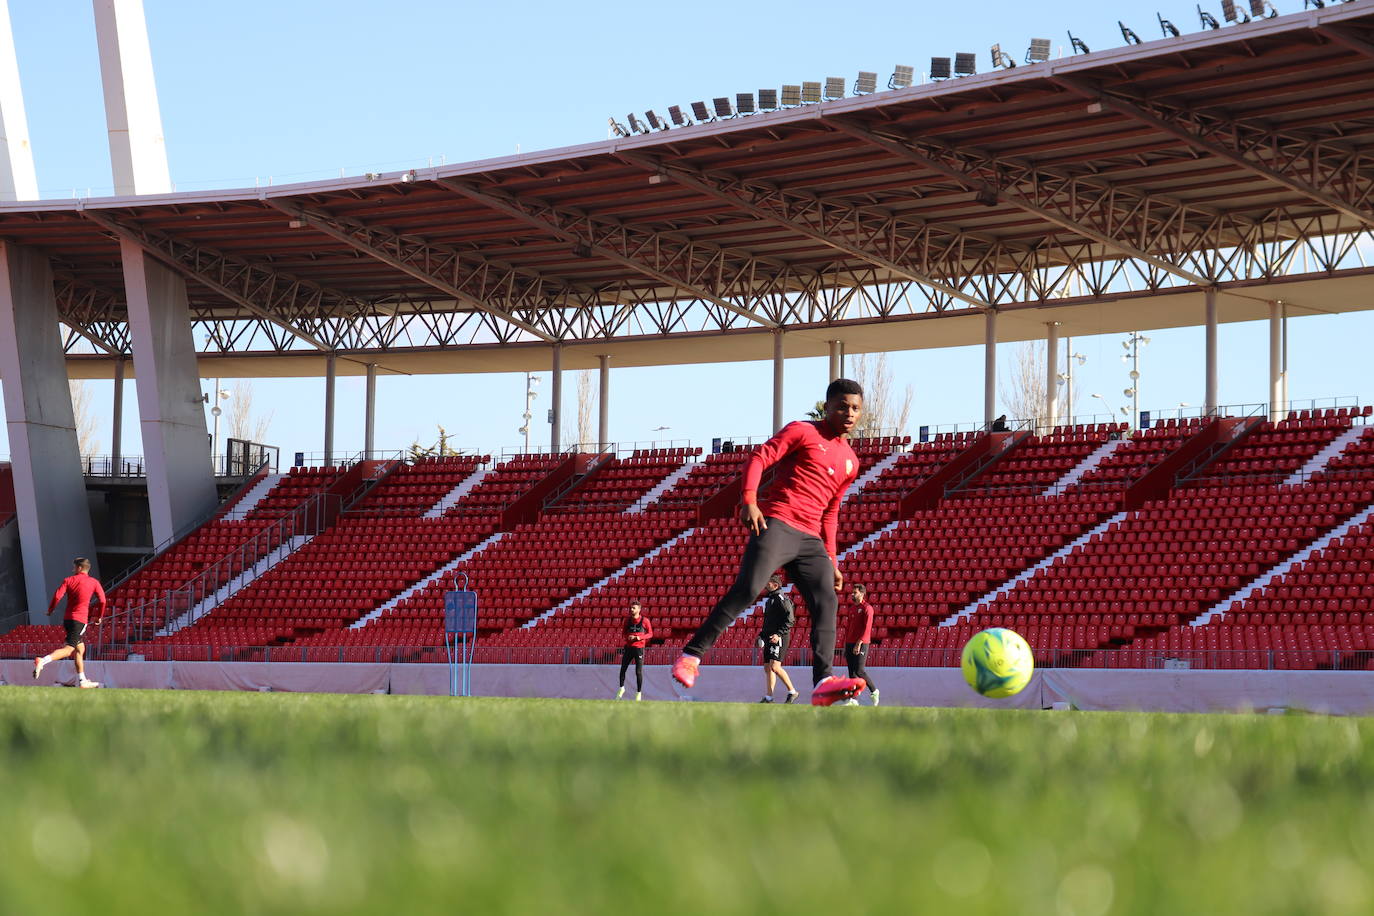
[3,3,1369,372]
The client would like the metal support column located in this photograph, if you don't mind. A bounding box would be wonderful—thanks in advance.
[984,308,998,427]
[772,330,785,431]
[1269,302,1283,423]
[364,362,377,459]
[0,242,99,617]
[323,353,336,464]
[550,343,563,453]
[110,356,125,474]
[597,354,610,452]
[1045,322,1060,430]
[1205,287,1219,417]
[828,340,842,383]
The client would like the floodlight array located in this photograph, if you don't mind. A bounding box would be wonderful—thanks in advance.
[606,1,1339,136]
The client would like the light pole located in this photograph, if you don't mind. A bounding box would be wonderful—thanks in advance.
[519,373,540,452]
[203,378,229,470]
[1057,338,1087,425]
[1120,332,1150,429]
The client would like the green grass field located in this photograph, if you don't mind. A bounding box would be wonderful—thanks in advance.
[2,689,1372,915]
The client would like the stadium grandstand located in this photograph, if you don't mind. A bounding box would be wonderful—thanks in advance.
[4,0,1374,703]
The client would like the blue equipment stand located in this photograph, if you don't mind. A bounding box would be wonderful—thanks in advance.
[444,578,479,697]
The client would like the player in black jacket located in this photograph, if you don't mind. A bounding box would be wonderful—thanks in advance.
[757,575,799,703]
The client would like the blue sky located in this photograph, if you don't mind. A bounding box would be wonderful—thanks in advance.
[3,0,1370,460]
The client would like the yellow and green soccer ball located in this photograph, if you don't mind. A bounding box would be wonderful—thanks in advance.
[961,628,1034,698]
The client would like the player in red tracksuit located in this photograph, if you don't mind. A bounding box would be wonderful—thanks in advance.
[34,558,107,688]
[841,584,879,706]
[617,602,652,700]
[672,379,868,706]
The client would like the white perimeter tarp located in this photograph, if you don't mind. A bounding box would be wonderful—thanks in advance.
[4,661,1374,714]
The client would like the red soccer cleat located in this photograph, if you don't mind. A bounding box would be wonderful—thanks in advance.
[811,676,866,706]
[671,655,700,688]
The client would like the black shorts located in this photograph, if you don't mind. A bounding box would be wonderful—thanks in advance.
[64,620,87,649]
[621,646,644,662]
[761,634,790,663]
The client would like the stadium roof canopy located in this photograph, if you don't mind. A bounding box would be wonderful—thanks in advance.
[6,2,1374,379]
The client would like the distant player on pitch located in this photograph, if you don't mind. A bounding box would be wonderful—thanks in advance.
[841,584,879,706]
[757,574,799,704]
[616,602,652,700]
[33,558,106,689]
[671,379,867,706]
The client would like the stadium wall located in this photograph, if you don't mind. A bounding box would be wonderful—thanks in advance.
[5,661,1374,715]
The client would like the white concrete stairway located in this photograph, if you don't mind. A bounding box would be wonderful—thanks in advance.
[939,511,1130,627]
[844,450,904,503]
[627,463,698,513]
[157,534,311,636]
[1045,439,1125,494]
[523,528,698,628]
[1191,504,1374,626]
[222,473,282,520]
[424,465,494,517]
[348,532,507,630]
[1283,426,1365,486]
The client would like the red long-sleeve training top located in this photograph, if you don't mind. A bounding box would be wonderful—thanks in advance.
[741,420,859,560]
[48,572,107,625]
[842,601,875,645]
[623,615,653,648]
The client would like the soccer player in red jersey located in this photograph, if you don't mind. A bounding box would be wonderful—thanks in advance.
[672,379,868,706]
[841,584,879,706]
[33,558,107,688]
[616,602,652,700]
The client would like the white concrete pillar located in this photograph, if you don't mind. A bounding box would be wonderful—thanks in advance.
[828,340,842,383]
[0,242,99,618]
[364,362,377,459]
[984,308,998,427]
[772,330,785,431]
[122,241,216,544]
[323,353,336,465]
[1204,287,1219,417]
[838,341,845,378]
[1045,322,1060,431]
[1269,301,1283,423]
[0,0,39,201]
[597,354,610,451]
[93,0,172,196]
[550,344,563,452]
[111,356,125,474]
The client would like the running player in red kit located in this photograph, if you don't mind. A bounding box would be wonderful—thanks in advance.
[841,584,879,706]
[33,558,106,688]
[616,602,652,701]
[672,379,867,706]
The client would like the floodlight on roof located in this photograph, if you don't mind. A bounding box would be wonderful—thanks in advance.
[758,88,778,109]
[668,105,690,126]
[645,111,665,130]
[1119,21,1141,43]
[627,113,649,134]
[735,93,756,114]
[1251,0,1277,15]
[608,117,630,138]
[990,44,1017,69]
[1068,31,1091,54]
[781,84,803,106]
[929,57,951,80]
[954,53,976,76]
[823,77,846,99]
[889,64,915,88]
[690,101,712,122]
[1303,0,1325,8]
[713,97,734,118]
[1026,38,1052,63]
[1198,4,1221,28]
[801,81,822,103]
[1221,0,1251,22]
[854,71,878,93]
[1158,12,1181,36]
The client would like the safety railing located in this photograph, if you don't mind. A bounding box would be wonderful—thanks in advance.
[6,643,1363,671]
